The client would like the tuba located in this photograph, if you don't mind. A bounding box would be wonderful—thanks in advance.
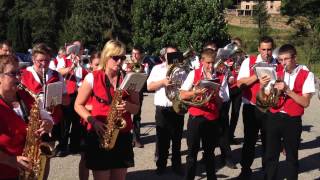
[165,47,195,114]
[18,83,54,180]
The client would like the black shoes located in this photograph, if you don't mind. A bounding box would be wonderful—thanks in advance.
[229,138,241,145]
[172,166,184,176]
[236,169,252,180]
[225,159,238,169]
[155,167,165,175]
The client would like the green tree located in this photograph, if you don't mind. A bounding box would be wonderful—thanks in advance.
[0,0,14,40]
[60,0,132,49]
[132,0,229,54]
[6,0,60,51]
[252,0,270,38]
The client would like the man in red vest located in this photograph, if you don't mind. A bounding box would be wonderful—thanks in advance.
[263,44,315,180]
[56,40,88,156]
[180,48,221,180]
[236,36,280,179]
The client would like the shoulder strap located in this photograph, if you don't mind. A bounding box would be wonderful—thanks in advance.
[92,74,113,105]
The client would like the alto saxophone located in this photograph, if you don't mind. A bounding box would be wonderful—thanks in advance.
[100,89,127,150]
[18,83,53,180]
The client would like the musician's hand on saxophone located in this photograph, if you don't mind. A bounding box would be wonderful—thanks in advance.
[1,154,32,171]
[259,75,271,87]
[35,119,54,136]
[273,81,287,92]
[162,77,172,87]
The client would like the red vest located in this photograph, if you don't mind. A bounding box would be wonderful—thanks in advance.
[270,68,309,117]
[242,56,284,104]
[20,68,63,124]
[63,57,88,94]
[188,67,220,121]
[0,90,34,179]
[90,70,133,132]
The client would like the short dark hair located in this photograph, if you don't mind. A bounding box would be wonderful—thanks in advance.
[203,40,218,50]
[165,44,179,52]
[278,44,297,57]
[0,55,19,73]
[259,36,274,48]
[0,40,12,48]
[132,45,143,53]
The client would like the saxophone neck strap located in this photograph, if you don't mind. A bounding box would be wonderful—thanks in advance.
[92,75,113,105]
[0,93,29,122]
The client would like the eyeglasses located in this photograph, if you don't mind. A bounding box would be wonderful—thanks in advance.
[261,48,272,51]
[278,57,293,62]
[111,55,126,62]
[2,71,21,78]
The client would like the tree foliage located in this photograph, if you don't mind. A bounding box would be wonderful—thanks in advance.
[132,0,229,54]
[252,0,270,38]
[60,0,132,50]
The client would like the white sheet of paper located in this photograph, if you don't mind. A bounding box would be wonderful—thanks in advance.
[119,72,148,92]
[255,66,277,81]
[45,81,63,107]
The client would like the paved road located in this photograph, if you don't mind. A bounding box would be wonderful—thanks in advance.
[49,93,320,180]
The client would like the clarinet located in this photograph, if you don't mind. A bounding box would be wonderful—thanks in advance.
[42,67,47,110]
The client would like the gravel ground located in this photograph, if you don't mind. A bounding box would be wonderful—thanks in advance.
[49,93,320,180]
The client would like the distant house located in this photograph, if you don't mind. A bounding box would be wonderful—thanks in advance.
[228,0,281,16]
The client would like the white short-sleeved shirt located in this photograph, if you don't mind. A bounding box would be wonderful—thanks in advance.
[147,63,173,107]
[283,65,315,94]
[84,73,94,89]
[13,104,53,123]
[56,55,84,87]
[181,67,230,102]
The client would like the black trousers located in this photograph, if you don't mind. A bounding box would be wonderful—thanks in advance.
[217,101,233,160]
[227,87,242,139]
[58,93,83,152]
[240,104,267,172]
[155,106,184,169]
[185,116,219,180]
[264,112,302,180]
[133,90,144,141]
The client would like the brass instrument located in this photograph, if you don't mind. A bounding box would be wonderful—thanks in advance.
[100,68,127,150]
[254,62,282,112]
[18,83,54,180]
[165,47,194,114]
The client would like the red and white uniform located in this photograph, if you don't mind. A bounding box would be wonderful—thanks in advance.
[20,66,65,124]
[181,64,220,121]
[0,90,34,179]
[270,65,315,116]
[57,55,88,95]
[237,55,283,105]
[49,55,66,71]
[84,70,133,132]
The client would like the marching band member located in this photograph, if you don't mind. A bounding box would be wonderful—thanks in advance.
[236,36,280,179]
[147,45,184,176]
[180,48,221,180]
[20,43,67,180]
[78,51,100,180]
[56,40,88,155]
[74,40,139,180]
[0,55,53,180]
[227,37,245,144]
[49,47,67,71]
[264,44,315,180]
[129,46,145,148]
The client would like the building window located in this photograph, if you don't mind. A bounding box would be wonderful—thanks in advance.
[246,5,249,9]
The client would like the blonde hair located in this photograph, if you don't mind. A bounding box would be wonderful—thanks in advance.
[100,40,126,70]
[32,43,52,57]
[201,48,217,62]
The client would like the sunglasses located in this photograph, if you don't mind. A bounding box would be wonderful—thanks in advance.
[111,55,126,62]
[2,71,21,78]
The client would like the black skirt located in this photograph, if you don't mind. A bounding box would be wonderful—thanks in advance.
[85,131,134,170]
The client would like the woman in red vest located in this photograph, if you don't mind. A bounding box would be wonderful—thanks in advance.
[263,44,315,180]
[74,40,139,180]
[180,48,222,180]
[0,55,53,180]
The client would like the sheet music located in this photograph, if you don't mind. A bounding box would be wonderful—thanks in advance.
[119,72,148,92]
[45,81,63,107]
[254,66,277,82]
